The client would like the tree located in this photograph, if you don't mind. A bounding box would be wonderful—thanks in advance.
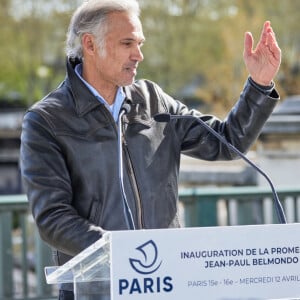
[1,0,300,111]
[139,0,300,114]
[0,0,72,106]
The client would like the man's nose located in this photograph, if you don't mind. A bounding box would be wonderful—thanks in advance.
[132,46,144,62]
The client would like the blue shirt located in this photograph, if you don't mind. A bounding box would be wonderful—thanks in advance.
[75,63,125,122]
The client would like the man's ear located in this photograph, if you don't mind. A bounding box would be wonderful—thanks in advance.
[82,33,96,55]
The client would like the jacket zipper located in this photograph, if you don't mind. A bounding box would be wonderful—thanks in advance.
[101,105,144,229]
[121,129,144,229]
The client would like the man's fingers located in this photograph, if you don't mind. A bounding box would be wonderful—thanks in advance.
[263,20,271,32]
[244,31,253,58]
[266,31,281,60]
[260,20,271,45]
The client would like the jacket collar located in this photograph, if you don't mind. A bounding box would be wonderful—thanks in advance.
[66,57,145,117]
[66,58,102,117]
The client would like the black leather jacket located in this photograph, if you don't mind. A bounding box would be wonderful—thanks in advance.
[20,59,279,267]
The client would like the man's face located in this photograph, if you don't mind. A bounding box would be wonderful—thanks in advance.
[94,11,145,88]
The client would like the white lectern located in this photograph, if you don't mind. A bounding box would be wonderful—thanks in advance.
[45,224,300,300]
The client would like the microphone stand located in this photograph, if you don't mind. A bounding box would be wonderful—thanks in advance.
[154,113,287,224]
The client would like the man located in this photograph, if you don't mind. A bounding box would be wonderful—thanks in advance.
[20,0,281,299]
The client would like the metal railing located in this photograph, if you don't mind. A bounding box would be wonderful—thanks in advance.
[0,194,55,300]
[1,186,300,300]
[179,185,300,226]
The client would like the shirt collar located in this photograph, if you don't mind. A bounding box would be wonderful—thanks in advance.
[74,63,125,122]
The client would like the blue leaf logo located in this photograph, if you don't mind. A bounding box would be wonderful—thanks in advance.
[129,240,162,275]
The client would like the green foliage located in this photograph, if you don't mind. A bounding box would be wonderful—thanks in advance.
[0,0,300,111]
[139,0,300,114]
[0,0,70,106]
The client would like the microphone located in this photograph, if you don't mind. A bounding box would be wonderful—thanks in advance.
[118,100,135,230]
[153,113,287,224]
[120,102,132,115]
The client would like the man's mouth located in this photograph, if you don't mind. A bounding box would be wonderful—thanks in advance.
[125,64,138,74]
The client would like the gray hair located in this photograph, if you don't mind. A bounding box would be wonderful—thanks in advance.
[66,0,140,59]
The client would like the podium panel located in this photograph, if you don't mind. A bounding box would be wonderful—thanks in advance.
[46,224,300,300]
[45,234,111,299]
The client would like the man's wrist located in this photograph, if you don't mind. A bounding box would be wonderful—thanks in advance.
[248,76,274,95]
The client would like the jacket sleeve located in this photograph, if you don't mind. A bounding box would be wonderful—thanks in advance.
[156,78,279,160]
[20,111,104,257]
